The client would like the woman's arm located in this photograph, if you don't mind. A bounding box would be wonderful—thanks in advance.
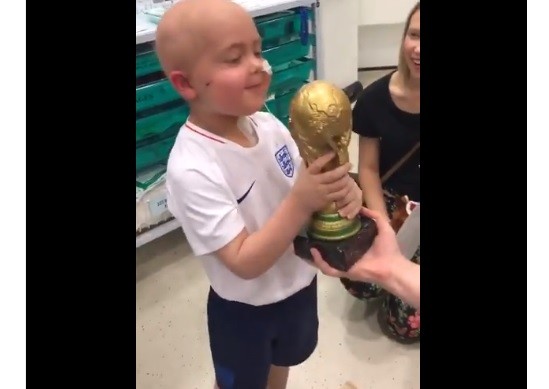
[381,254,420,311]
[358,137,390,220]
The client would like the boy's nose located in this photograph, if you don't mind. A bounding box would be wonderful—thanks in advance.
[251,56,264,72]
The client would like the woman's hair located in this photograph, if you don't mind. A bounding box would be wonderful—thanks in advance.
[397,2,420,83]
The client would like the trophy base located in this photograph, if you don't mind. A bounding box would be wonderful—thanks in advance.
[294,214,378,272]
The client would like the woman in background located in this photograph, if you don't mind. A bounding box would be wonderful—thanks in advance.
[344,2,420,342]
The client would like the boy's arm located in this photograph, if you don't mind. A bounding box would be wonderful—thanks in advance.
[168,166,311,281]
[215,193,311,279]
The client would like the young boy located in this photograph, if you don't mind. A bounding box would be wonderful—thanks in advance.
[155,1,363,387]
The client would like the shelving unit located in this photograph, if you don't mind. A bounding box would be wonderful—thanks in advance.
[136,219,180,248]
[136,0,319,248]
[136,0,316,45]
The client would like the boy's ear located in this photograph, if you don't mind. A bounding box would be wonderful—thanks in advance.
[169,71,197,101]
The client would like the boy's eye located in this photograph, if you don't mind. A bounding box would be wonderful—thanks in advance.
[227,55,241,64]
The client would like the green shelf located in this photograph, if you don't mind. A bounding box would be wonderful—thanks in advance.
[136,50,162,78]
[265,82,306,119]
[255,11,301,46]
[136,79,180,113]
[136,135,177,173]
[269,58,314,96]
[136,102,189,143]
[262,38,310,67]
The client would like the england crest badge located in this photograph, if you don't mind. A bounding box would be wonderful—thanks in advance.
[275,145,294,178]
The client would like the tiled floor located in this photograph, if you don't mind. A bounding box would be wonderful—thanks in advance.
[136,69,419,389]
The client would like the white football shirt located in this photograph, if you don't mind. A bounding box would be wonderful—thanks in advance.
[166,111,317,306]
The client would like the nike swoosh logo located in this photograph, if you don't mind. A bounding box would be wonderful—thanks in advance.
[237,181,255,204]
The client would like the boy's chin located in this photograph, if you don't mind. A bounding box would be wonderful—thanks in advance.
[218,95,267,117]
[237,102,266,116]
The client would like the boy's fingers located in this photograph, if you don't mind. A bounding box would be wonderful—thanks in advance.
[317,163,351,184]
[324,177,350,196]
[308,152,336,174]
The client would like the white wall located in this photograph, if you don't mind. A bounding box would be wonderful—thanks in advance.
[357,0,417,68]
[315,0,360,88]
[316,0,416,74]
[358,23,404,68]
[359,0,416,26]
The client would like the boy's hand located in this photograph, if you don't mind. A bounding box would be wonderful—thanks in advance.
[291,152,351,214]
[334,176,363,219]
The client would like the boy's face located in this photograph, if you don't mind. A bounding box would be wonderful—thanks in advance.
[187,15,271,117]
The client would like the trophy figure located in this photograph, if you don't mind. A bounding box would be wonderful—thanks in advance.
[289,80,378,271]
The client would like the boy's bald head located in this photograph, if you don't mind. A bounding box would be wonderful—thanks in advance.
[155,0,252,74]
[154,0,267,114]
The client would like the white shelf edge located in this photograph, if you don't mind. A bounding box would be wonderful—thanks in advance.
[136,218,180,248]
[136,0,315,45]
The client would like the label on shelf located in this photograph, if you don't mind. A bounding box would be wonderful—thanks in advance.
[148,194,169,217]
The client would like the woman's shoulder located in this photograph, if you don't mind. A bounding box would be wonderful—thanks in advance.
[356,71,393,106]
[352,72,394,137]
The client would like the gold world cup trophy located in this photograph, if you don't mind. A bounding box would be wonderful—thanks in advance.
[290,80,378,271]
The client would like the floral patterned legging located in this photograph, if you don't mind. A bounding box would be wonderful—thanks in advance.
[340,190,420,342]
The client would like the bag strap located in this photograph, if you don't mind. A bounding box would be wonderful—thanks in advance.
[381,141,420,184]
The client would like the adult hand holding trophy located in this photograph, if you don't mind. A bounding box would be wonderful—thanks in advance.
[290,80,378,271]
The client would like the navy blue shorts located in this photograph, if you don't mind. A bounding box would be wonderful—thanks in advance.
[207,276,318,389]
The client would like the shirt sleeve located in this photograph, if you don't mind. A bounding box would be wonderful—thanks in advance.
[352,93,379,139]
[166,165,246,257]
